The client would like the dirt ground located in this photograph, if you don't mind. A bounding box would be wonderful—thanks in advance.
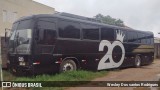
[67,59,160,90]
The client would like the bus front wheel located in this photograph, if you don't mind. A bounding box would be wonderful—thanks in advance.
[134,55,141,68]
[60,59,77,72]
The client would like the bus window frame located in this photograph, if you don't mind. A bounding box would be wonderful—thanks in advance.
[81,23,100,41]
[100,27,116,42]
[35,18,58,45]
[57,18,81,40]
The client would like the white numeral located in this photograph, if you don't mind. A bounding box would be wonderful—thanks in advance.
[98,40,125,70]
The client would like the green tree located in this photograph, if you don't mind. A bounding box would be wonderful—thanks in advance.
[94,14,125,27]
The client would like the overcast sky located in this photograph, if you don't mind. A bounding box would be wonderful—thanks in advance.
[34,0,160,37]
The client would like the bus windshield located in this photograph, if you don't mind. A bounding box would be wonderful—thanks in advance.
[9,19,33,54]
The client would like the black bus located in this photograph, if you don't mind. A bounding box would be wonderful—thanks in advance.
[6,12,154,75]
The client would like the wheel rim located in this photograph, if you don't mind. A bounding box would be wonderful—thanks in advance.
[63,63,74,71]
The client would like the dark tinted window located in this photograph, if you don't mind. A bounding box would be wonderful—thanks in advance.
[38,18,56,23]
[46,30,56,45]
[146,34,152,44]
[101,27,114,41]
[136,32,154,44]
[141,34,146,44]
[82,24,99,40]
[17,19,32,30]
[137,33,148,44]
[37,29,56,45]
[127,31,138,43]
[58,20,80,39]
[133,32,138,43]
[150,35,154,45]
[137,33,142,43]
[122,30,127,42]
[37,21,56,45]
[38,20,56,30]
[127,31,133,42]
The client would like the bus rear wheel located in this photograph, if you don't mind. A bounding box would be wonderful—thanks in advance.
[134,55,141,68]
[60,59,77,72]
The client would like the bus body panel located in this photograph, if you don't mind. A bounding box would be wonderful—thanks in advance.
[7,13,154,75]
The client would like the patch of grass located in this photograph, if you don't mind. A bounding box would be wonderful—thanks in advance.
[1,70,107,90]
[15,70,107,81]
[1,70,16,81]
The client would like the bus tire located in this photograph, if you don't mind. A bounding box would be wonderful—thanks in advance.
[60,59,77,72]
[134,55,141,68]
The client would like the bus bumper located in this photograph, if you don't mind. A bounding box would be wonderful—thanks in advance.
[8,63,60,75]
[8,64,33,76]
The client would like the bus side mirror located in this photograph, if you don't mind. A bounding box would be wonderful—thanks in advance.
[5,31,7,42]
[5,28,11,42]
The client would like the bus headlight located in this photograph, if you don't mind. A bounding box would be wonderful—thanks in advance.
[18,57,26,66]
[19,62,26,66]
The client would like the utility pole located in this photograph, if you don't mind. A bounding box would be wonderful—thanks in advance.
[0,41,3,90]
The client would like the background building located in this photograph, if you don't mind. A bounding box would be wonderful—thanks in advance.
[154,37,160,59]
[0,0,55,36]
[0,0,55,68]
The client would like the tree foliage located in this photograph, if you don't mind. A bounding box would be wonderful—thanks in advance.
[94,14,125,27]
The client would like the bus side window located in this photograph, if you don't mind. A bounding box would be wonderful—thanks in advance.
[82,24,99,40]
[150,35,154,45]
[127,31,138,43]
[146,34,151,44]
[58,20,80,39]
[123,31,127,42]
[37,20,56,45]
[37,29,56,45]
[44,30,56,44]
[101,27,115,41]
[141,34,146,44]
[127,31,133,43]
[137,33,141,43]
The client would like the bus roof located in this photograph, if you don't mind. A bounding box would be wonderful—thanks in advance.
[14,12,153,34]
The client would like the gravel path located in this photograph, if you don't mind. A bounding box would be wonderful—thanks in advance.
[67,59,160,90]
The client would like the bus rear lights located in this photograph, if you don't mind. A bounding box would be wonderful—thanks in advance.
[33,62,40,65]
